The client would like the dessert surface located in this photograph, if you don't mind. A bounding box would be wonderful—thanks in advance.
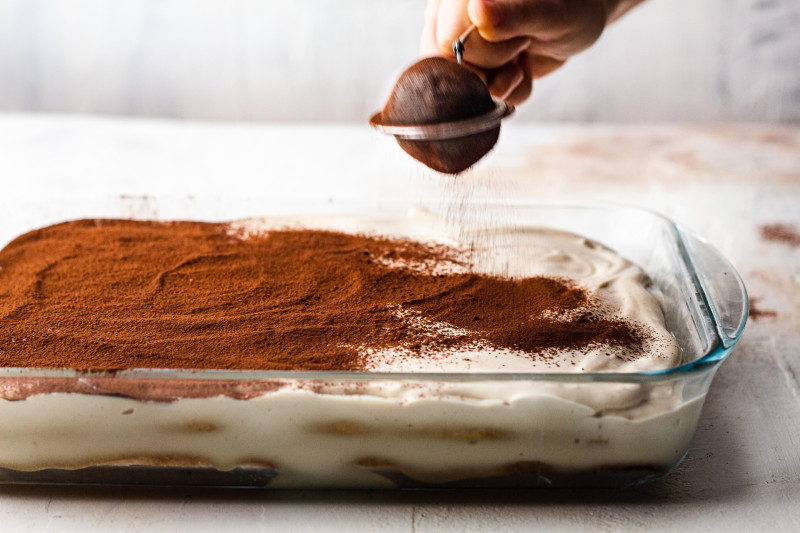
[0,211,699,484]
[0,214,680,373]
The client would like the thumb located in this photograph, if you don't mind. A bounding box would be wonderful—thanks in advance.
[434,0,473,55]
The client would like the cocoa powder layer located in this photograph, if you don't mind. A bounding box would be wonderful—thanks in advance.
[0,220,643,371]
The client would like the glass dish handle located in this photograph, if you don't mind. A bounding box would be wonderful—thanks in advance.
[677,227,748,349]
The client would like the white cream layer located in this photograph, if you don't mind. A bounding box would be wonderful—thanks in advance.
[0,387,703,487]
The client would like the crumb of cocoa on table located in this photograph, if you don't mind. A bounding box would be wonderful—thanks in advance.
[749,298,777,321]
[759,223,800,248]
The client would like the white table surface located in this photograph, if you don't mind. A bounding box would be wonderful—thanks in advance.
[0,113,799,532]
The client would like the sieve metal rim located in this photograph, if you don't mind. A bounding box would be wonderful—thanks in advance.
[368,97,514,141]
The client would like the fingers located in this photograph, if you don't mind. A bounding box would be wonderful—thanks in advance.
[504,73,533,106]
[461,63,490,85]
[469,0,608,56]
[424,0,532,77]
[528,53,565,79]
[418,0,576,107]
[433,0,472,55]
[467,0,569,41]
[489,52,533,105]
[420,0,443,56]
[432,0,579,80]
[457,33,532,69]
[432,0,527,69]
[420,0,493,85]
[487,60,524,100]
[487,52,561,104]
[433,0,532,70]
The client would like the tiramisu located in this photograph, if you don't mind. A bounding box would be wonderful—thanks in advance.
[0,210,699,488]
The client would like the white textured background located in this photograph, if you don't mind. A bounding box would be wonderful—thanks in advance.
[1,1,799,530]
[1,0,799,123]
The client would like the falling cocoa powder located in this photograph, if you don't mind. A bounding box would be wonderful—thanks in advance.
[0,220,643,371]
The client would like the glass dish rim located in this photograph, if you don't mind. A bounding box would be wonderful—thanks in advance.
[0,201,747,385]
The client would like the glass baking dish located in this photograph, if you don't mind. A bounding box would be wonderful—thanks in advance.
[0,197,747,489]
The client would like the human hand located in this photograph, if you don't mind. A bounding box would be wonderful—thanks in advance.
[420,0,643,105]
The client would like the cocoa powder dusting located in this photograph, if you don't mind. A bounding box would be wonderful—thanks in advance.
[0,220,643,371]
[748,297,777,321]
[760,223,800,248]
